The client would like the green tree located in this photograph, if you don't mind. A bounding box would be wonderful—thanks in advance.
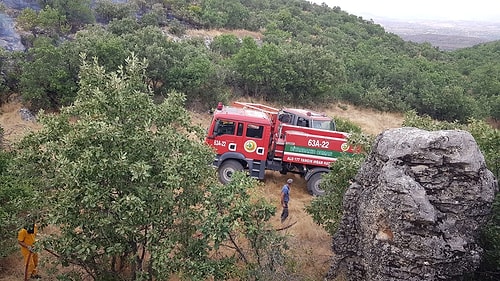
[139,3,167,27]
[275,43,345,104]
[168,45,214,99]
[416,85,481,122]
[122,26,182,95]
[210,34,241,57]
[0,50,22,104]
[107,16,141,36]
[468,63,500,120]
[20,37,79,111]
[123,26,220,106]
[0,151,37,257]
[263,21,293,44]
[16,6,69,46]
[43,0,95,31]
[15,54,213,279]
[70,25,129,72]
[306,128,373,235]
[200,0,250,29]
[38,5,70,36]
[14,55,286,280]
[16,8,39,34]
[94,0,136,24]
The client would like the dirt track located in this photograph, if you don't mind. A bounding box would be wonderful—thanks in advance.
[261,171,333,278]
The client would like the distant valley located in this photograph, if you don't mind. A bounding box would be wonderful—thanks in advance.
[374,18,500,50]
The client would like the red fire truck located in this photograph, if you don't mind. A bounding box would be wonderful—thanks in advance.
[205,102,356,196]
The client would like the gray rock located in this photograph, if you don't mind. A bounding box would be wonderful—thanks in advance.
[327,127,498,281]
[19,108,36,122]
[0,13,25,51]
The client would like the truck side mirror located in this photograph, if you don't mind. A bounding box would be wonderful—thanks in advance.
[213,121,221,136]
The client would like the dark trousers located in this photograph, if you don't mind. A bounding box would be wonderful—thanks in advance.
[280,202,289,223]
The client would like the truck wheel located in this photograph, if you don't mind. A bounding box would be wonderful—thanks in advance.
[218,160,243,184]
[307,173,325,196]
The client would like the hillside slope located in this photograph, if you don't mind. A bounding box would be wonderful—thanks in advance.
[0,101,404,280]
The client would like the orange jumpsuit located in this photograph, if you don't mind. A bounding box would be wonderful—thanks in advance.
[18,225,38,277]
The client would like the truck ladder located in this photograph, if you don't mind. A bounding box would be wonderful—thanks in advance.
[249,159,266,179]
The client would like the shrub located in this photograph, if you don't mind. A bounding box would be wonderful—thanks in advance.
[0,151,36,257]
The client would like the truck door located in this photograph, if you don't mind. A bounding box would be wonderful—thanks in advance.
[207,118,271,161]
[243,123,268,161]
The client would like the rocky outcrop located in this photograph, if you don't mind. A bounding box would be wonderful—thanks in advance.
[327,127,498,281]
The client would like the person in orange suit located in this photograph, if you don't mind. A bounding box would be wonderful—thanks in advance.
[18,219,40,279]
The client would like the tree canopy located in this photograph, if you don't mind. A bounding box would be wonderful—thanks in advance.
[0,0,496,122]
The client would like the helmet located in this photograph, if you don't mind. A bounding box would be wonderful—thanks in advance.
[287,179,293,184]
[24,214,35,233]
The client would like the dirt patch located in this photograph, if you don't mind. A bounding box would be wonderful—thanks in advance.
[0,253,24,281]
[261,171,332,279]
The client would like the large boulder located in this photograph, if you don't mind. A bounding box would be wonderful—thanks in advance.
[327,127,498,281]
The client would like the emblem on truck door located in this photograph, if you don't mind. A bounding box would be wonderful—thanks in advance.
[341,142,350,152]
[244,140,257,153]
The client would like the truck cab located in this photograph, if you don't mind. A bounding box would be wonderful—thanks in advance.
[205,105,273,183]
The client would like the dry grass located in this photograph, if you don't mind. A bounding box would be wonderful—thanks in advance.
[0,101,41,149]
[227,97,404,136]
[185,28,263,40]
[0,101,404,280]
[259,171,333,280]
[0,252,24,281]
[323,102,404,135]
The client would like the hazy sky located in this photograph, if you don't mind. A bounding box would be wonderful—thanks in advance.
[309,0,500,22]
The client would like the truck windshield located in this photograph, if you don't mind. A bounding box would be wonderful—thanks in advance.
[311,120,335,131]
[215,119,236,135]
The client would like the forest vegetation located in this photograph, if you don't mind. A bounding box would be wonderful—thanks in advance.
[0,0,499,280]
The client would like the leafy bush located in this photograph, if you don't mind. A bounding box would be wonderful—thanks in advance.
[210,34,241,57]
[306,129,373,235]
[94,0,136,24]
[334,116,362,133]
[472,193,500,281]
[20,37,80,111]
[306,155,365,235]
[0,151,36,257]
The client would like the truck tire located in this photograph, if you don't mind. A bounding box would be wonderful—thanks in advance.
[307,173,325,196]
[218,160,244,184]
